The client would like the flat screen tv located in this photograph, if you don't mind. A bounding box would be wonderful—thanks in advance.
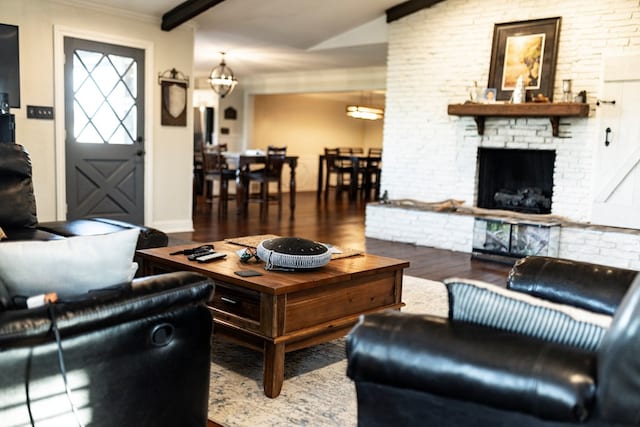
[0,23,20,109]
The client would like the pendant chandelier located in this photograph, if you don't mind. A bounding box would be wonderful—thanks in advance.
[346,105,384,120]
[346,91,384,120]
[208,52,238,98]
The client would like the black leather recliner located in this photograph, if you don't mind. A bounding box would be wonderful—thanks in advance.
[0,271,214,426]
[346,256,640,426]
[0,143,168,249]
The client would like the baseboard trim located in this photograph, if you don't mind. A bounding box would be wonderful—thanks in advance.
[151,219,194,233]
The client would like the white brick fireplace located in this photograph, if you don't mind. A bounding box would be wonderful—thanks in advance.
[366,0,640,269]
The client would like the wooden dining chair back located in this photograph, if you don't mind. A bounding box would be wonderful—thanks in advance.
[246,145,287,217]
[324,147,353,198]
[368,147,383,157]
[202,144,236,217]
[264,145,287,179]
[338,147,363,155]
[362,147,383,200]
[193,138,205,198]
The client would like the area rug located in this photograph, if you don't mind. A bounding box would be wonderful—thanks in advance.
[207,276,449,426]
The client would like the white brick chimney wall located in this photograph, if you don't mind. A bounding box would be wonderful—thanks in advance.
[367,0,640,269]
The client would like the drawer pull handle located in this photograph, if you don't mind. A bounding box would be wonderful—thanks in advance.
[220,296,238,305]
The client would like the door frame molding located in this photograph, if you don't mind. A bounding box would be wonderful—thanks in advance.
[53,25,154,223]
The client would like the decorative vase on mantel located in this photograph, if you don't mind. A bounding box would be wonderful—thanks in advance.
[511,75,526,104]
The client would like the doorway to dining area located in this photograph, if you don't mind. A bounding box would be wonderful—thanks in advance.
[248,92,385,193]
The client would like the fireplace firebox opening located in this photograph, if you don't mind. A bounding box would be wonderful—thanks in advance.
[476,148,556,214]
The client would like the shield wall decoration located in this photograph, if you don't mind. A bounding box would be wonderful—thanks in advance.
[161,81,187,126]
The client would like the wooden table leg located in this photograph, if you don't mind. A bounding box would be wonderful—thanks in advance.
[288,158,297,219]
[263,341,285,398]
[349,156,360,201]
[317,155,324,199]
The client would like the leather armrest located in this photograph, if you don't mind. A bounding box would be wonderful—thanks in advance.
[347,310,597,422]
[92,218,169,249]
[1,227,64,241]
[507,256,636,315]
[38,217,169,250]
[0,271,213,347]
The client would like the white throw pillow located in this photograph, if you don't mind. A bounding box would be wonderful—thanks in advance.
[445,277,612,351]
[0,228,139,300]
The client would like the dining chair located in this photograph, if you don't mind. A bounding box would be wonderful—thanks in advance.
[324,147,353,199]
[202,143,236,217]
[246,145,287,217]
[368,147,382,157]
[340,147,369,199]
[362,147,383,200]
[193,137,205,197]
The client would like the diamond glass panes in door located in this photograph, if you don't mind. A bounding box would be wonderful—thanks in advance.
[73,50,137,144]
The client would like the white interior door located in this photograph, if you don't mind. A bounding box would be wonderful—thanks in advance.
[591,55,640,229]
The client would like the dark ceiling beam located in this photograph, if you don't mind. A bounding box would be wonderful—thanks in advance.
[162,0,225,31]
[386,0,445,23]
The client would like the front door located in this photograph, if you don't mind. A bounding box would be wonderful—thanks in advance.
[591,55,640,229]
[64,37,145,224]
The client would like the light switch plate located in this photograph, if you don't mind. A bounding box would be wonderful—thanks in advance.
[27,105,55,120]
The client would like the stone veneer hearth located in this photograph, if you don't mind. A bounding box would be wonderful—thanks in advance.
[365,0,640,270]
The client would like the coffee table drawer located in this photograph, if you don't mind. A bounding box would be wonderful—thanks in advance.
[284,274,399,332]
[211,284,260,322]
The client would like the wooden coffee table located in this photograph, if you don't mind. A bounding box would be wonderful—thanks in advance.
[137,239,409,398]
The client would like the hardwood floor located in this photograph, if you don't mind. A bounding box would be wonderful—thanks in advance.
[170,190,511,285]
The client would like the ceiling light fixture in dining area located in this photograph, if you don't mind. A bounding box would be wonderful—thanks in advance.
[346,105,384,121]
[209,52,238,98]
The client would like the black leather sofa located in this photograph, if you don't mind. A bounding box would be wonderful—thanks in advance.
[0,143,168,249]
[0,270,214,426]
[346,256,640,426]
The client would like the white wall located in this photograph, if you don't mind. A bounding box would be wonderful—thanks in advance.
[379,0,640,222]
[366,0,640,269]
[2,0,195,232]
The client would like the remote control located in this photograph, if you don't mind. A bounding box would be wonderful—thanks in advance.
[188,249,215,261]
[196,252,227,263]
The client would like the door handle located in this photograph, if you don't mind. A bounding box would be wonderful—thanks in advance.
[605,127,611,147]
[136,149,146,156]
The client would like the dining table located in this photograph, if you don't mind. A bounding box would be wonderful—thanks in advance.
[224,152,299,218]
[317,153,382,200]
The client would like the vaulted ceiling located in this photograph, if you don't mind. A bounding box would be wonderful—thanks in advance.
[76,0,443,78]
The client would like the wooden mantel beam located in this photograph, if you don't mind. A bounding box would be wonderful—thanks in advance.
[386,0,446,23]
[162,0,225,31]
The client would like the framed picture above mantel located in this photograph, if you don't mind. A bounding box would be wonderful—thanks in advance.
[488,17,561,102]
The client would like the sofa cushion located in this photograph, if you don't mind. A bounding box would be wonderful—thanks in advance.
[445,278,612,351]
[38,218,169,250]
[0,228,139,307]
